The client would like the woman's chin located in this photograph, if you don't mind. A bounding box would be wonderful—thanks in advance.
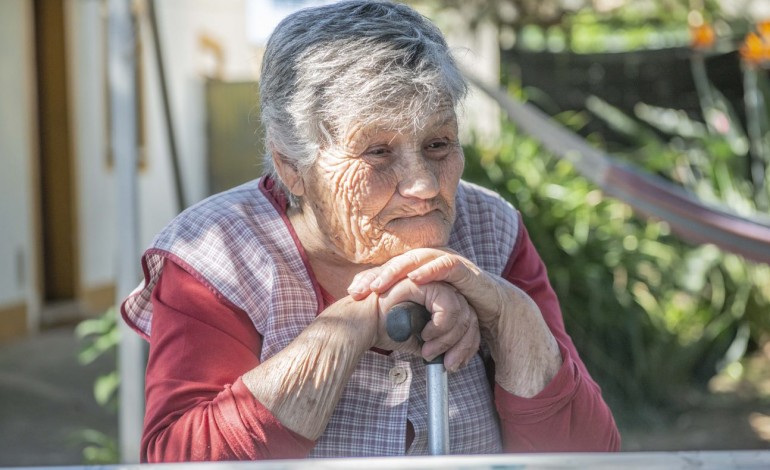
[359,227,450,264]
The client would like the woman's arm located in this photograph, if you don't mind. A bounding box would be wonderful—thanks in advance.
[143,259,316,461]
[493,220,621,451]
[241,295,379,440]
[144,258,479,460]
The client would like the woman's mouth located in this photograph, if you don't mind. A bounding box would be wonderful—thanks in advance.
[389,209,442,224]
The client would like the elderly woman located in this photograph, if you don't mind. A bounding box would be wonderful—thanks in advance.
[122,0,619,461]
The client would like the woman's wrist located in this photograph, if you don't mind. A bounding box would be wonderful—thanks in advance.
[482,284,562,398]
[242,295,378,439]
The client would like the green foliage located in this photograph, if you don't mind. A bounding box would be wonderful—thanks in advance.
[419,0,741,53]
[75,308,120,464]
[584,60,770,358]
[462,110,770,424]
[521,14,691,53]
[72,429,119,465]
[76,307,120,411]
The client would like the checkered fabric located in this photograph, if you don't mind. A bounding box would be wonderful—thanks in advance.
[122,177,519,456]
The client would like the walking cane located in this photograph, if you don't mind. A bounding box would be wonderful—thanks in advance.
[386,301,449,455]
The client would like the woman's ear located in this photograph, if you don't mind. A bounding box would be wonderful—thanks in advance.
[271,149,305,197]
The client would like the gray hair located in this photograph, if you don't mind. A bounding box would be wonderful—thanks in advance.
[259,0,468,204]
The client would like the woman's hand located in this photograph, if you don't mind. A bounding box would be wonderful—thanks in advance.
[243,278,478,440]
[349,248,504,328]
[374,278,480,373]
[349,248,563,398]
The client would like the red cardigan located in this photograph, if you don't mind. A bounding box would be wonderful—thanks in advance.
[141,219,620,462]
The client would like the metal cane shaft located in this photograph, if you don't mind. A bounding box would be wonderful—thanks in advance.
[426,363,449,455]
[386,301,450,455]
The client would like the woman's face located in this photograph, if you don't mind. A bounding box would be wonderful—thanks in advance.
[298,105,464,266]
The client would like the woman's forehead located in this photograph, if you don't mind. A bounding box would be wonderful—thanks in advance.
[346,106,458,140]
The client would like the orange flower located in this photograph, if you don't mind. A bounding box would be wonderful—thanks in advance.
[740,31,770,66]
[690,23,715,50]
[758,20,770,39]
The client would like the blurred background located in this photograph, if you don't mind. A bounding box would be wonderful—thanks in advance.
[2,0,770,466]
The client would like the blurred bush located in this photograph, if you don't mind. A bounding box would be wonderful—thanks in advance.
[462,98,770,425]
[76,308,120,464]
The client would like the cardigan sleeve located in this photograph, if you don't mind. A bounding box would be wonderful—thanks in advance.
[494,215,621,452]
[141,258,315,462]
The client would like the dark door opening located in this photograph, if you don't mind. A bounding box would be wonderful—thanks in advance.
[33,0,78,303]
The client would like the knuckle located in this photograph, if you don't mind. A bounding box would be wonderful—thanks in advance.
[436,255,454,270]
[406,251,423,266]
[434,337,453,351]
[381,262,400,277]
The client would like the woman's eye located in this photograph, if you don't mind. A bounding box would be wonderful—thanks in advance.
[425,139,452,156]
[364,147,391,158]
[427,141,448,150]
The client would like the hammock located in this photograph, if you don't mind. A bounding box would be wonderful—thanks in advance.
[466,74,770,265]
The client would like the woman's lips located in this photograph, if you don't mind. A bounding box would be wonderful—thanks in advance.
[388,209,442,223]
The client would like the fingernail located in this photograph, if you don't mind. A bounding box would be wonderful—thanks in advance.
[348,276,364,294]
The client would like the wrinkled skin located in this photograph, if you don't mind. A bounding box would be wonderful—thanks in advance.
[274,104,480,368]
[284,104,464,271]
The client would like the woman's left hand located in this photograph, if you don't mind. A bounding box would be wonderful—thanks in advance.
[374,277,481,373]
[349,248,563,397]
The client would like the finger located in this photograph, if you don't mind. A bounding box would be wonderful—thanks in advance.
[369,249,442,293]
[421,310,478,370]
[420,291,472,360]
[407,254,477,290]
[442,319,480,373]
[420,300,466,342]
[411,258,504,322]
[347,270,381,299]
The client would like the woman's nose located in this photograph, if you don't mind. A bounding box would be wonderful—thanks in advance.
[397,152,440,199]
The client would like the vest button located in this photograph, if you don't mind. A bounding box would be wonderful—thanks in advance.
[389,366,408,385]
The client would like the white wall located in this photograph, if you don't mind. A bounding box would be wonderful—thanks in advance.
[0,0,37,326]
[138,0,255,248]
[67,0,117,292]
[0,0,39,328]
[64,0,257,297]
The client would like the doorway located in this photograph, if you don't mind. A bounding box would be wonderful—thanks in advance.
[33,0,79,309]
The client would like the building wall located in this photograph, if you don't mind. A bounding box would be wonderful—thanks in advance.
[0,0,39,339]
[67,0,117,312]
[60,0,256,319]
[136,0,255,246]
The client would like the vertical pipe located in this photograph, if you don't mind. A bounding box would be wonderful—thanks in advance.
[108,0,145,462]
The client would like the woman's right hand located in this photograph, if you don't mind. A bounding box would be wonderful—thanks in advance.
[372,279,480,373]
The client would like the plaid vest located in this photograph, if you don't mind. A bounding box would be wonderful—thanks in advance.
[123,177,520,456]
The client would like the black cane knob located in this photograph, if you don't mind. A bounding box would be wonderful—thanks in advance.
[385,301,443,365]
